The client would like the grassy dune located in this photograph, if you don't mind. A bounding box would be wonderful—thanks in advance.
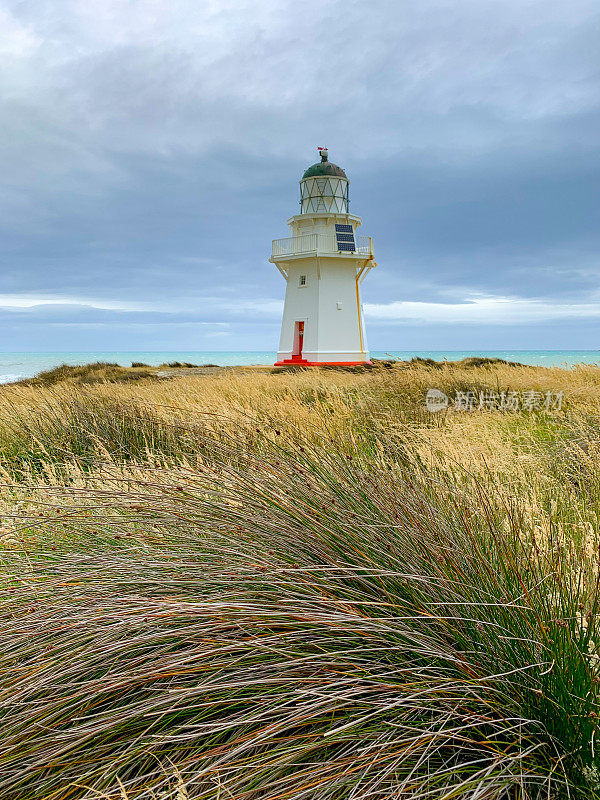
[1,361,600,798]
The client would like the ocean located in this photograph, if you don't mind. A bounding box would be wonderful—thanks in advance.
[1,351,600,384]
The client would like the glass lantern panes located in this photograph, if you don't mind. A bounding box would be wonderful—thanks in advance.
[300,177,349,214]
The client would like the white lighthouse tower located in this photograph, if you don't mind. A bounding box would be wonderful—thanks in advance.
[270,148,376,366]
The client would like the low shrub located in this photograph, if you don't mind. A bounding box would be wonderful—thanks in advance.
[18,362,156,386]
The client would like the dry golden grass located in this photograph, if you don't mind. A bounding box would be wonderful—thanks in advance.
[0,359,597,483]
[2,360,599,550]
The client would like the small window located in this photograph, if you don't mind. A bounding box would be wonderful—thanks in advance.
[299,274,307,287]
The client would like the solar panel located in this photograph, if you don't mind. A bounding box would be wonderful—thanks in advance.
[335,224,353,233]
[336,233,355,242]
[337,242,356,252]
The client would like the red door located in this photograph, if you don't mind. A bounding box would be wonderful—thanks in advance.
[292,321,304,362]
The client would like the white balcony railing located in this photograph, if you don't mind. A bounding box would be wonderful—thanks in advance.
[271,233,373,259]
[272,234,318,257]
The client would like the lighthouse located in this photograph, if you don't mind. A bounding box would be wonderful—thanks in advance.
[271,148,376,366]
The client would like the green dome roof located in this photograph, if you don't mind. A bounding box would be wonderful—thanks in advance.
[302,161,347,180]
[302,149,347,180]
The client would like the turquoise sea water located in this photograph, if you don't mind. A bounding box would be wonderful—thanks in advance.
[1,351,600,384]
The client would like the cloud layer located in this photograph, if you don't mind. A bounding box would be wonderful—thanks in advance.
[1,0,599,350]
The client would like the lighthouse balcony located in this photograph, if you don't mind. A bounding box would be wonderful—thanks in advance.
[271,233,373,260]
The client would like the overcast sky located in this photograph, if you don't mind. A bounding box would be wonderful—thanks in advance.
[1,0,599,352]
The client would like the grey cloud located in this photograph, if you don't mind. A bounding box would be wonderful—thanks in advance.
[1,0,599,350]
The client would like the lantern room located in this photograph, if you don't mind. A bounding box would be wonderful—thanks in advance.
[299,148,349,214]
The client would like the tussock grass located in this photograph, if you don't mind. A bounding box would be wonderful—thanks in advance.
[17,361,158,386]
[1,362,600,797]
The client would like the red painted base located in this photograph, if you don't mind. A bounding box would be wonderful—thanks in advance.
[274,359,372,367]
